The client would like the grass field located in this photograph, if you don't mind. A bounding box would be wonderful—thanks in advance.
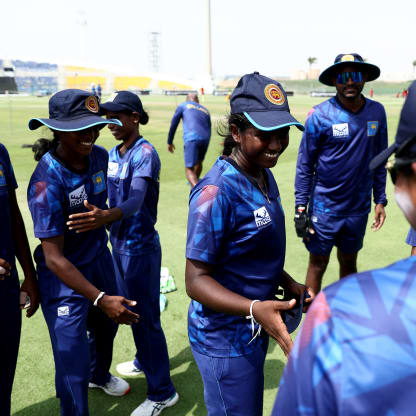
[0,92,409,415]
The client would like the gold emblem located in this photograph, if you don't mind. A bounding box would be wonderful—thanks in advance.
[341,54,355,62]
[264,84,285,106]
[85,96,99,113]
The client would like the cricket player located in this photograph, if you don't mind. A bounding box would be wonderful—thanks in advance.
[294,53,388,297]
[167,93,211,187]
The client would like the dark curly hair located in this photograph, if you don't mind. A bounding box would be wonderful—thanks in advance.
[32,131,60,161]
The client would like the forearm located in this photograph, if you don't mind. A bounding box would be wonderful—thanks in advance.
[46,255,100,302]
[186,263,251,316]
[118,177,148,218]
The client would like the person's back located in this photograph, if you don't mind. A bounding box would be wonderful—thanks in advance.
[179,100,211,141]
[273,257,416,415]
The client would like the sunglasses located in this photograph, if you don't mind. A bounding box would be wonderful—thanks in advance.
[386,158,416,184]
[336,71,363,84]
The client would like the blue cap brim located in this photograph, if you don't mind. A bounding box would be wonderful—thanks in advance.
[100,102,131,113]
[282,290,309,334]
[319,62,380,86]
[244,111,304,132]
[28,116,122,131]
[369,142,398,170]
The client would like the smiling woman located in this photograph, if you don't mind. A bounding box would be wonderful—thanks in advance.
[26,89,139,416]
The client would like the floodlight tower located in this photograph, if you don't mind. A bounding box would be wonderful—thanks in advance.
[148,32,161,73]
[203,0,215,93]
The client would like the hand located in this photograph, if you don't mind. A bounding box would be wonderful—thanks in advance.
[20,277,40,317]
[168,144,175,154]
[98,295,139,325]
[294,206,315,239]
[0,258,11,279]
[252,299,296,356]
[284,279,314,313]
[67,200,109,233]
[372,203,386,231]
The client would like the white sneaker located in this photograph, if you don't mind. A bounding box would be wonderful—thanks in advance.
[89,375,130,396]
[116,360,144,377]
[131,392,179,416]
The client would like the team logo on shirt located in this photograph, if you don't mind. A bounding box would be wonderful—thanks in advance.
[332,123,349,138]
[57,305,69,316]
[253,206,272,229]
[264,84,285,106]
[367,121,378,136]
[107,162,119,177]
[0,164,6,186]
[68,184,88,208]
[85,96,99,113]
[92,171,106,194]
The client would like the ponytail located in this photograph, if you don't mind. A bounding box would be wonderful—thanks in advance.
[139,109,149,125]
[32,132,60,161]
[218,113,251,156]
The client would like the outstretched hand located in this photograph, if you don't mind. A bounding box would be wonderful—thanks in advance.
[252,299,296,356]
[98,295,139,325]
[67,200,109,233]
[372,203,386,231]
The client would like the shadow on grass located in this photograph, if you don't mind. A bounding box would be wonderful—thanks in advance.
[13,346,206,416]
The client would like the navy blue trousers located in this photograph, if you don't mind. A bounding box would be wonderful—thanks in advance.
[0,272,21,416]
[192,339,269,416]
[38,248,118,416]
[112,247,175,401]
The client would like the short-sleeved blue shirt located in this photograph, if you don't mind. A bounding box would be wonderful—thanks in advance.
[273,256,416,415]
[0,143,18,268]
[107,137,161,255]
[186,157,286,357]
[295,96,388,216]
[28,146,109,268]
[167,101,211,144]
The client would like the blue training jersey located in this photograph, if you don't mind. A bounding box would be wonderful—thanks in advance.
[167,101,211,144]
[0,143,18,268]
[28,146,109,268]
[186,157,286,357]
[107,137,161,255]
[295,96,388,216]
[406,227,416,246]
[273,256,416,416]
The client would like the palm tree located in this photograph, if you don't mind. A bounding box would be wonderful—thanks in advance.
[307,57,317,79]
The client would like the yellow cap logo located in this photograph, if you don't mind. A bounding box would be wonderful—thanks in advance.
[85,96,99,113]
[264,84,285,106]
[341,54,355,62]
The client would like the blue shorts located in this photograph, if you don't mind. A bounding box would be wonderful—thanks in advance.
[406,227,416,246]
[184,140,209,168]
[305,213,368,256]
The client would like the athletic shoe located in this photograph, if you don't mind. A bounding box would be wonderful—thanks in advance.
[131,392,179,416]
[89,375,130,396]
[116,360,144,377]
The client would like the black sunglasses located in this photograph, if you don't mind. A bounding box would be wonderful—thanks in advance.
[336,71,363,84]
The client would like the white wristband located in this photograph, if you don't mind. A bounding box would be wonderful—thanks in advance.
[246,300,262,344]
[93,291,105,307]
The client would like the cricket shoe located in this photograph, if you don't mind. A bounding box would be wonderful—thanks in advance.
[89,375,130,396]
[116,360,144,377]
[131,392,179,416]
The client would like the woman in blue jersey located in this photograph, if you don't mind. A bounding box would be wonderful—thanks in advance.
[0,143,40,416]
[27,89,139,416]
[185,72,313,415]
[66,91,178,416]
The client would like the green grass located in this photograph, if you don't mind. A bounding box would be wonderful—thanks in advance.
[0,93,408,415]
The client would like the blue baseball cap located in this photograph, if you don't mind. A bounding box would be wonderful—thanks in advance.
[319,53,380,86]
[281,289,310,334]
[370,81,416,169]
[230,72,304,131]
[100,91,145,116]
[28,89,121,131]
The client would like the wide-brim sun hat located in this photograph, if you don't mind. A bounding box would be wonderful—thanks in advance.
[28,89,122,131]
[319,53,380,87]
[230,72,304,131]
[370,80,416,170]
